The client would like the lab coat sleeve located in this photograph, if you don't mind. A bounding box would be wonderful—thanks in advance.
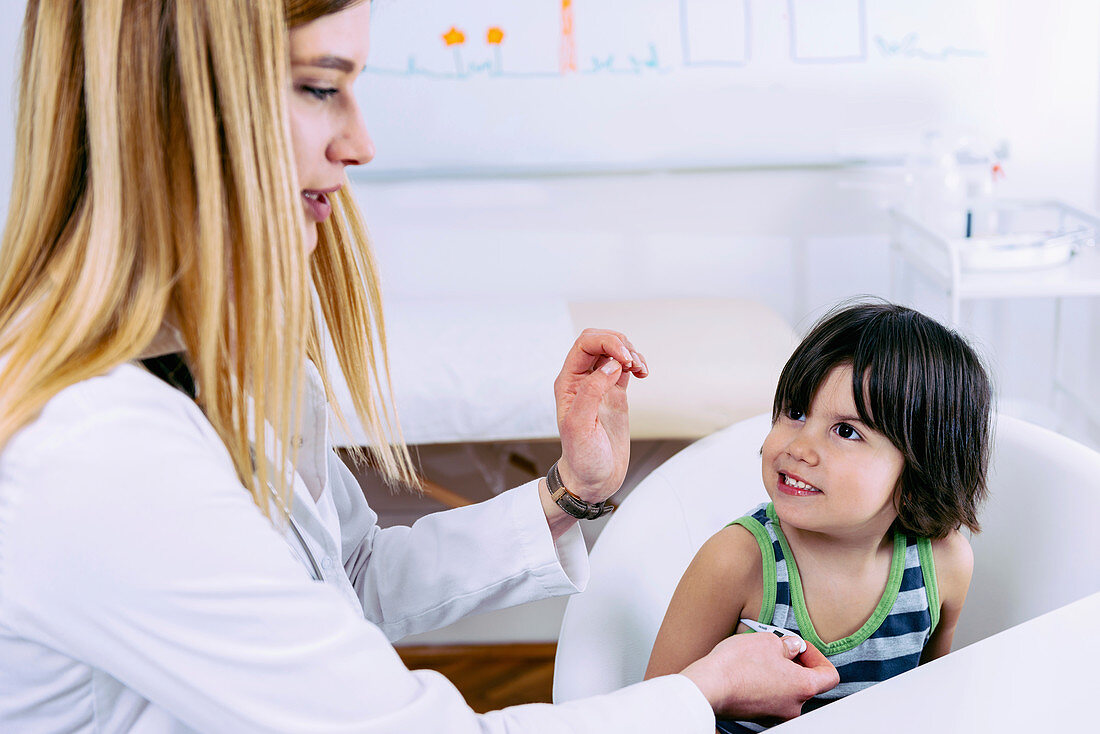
[331,452,592,641]
[0,386,715,733]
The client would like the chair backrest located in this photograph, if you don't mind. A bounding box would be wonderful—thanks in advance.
[553,412,1100,702]
[553,413,772,702]
[953,414,1100,646]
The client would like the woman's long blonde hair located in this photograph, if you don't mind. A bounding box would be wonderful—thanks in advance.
[0,0,417,515]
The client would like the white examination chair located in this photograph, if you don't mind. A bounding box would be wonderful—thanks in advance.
[553,413,1100,702]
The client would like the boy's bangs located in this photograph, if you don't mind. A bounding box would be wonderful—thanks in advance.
[850,318,920,447]
[772,351,845,422]
[772,306,919,451]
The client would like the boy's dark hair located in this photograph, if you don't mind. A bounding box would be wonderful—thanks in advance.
[772,300,993,539]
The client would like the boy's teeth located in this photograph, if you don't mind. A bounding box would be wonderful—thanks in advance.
[304,192,319,200]
[784,475,818,491]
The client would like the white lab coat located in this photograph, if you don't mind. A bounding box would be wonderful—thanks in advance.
[0,361,713,733]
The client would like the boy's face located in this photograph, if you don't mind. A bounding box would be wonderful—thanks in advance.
[761,364,905,539]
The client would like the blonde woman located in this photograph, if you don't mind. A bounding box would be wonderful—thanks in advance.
[0,1,837,731]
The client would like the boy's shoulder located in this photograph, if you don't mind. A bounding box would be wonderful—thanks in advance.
[930,529,974,566]
[694,522,765,586]
[929,529,975,603]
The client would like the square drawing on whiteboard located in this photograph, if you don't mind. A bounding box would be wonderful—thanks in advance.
[789,0,867,62]
[681,0,751,67]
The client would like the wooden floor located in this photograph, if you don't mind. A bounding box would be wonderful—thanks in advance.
[396,643,557,713]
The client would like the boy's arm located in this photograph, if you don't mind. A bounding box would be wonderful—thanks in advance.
[920,529,974,663]
[645,524,762,679]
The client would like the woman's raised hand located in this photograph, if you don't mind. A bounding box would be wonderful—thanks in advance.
[553,328,648,504]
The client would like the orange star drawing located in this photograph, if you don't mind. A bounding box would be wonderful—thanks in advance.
[442,27,466,46]
[487,27,504,45]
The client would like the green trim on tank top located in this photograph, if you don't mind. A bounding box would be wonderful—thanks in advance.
[728,515,777,625]
[766,503,907,656]
[916,535,940,633]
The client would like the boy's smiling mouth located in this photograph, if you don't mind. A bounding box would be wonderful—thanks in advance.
[778,472,823,496]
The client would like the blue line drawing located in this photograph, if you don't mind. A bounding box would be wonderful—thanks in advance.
[788,0,868,64]
[368,40,669,79]
[590,44,667,74]
[875,33,986,61]
[367,60,561,80]
[368,48,668,80]
[680,0,752,68]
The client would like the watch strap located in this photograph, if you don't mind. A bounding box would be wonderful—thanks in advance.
[546,461,614,520]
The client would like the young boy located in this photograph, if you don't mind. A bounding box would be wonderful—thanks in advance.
[645,301,993,732]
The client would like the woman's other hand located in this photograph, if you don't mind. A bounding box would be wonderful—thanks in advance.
[680,633,840,722]
[552,328,648,506]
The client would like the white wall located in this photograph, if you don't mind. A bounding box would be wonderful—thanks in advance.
[356,167,899,325]
[356,162,1100,447]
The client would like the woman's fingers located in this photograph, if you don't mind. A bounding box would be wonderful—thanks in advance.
[561,329,648,378]
[792,642,842,695]
[681,631,839,721]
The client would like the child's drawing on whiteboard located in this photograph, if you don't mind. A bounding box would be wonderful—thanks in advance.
[560,0,577,73]
[790,0,868,63]
[367,0,675,79]
[442,26,466,76]
[681,0,751,67]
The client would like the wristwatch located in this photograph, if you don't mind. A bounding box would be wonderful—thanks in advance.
[546,461,614,520]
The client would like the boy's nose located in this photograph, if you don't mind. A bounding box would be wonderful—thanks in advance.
[785,433,820,465]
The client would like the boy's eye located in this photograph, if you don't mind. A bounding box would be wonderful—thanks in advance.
[785,408,805,422]
[300,85,338,101]
[835,423,862,440]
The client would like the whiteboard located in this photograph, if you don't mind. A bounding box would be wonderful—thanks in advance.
[356,0,1034,176]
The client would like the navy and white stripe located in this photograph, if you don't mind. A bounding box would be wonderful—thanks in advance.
[716,503,937,733]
